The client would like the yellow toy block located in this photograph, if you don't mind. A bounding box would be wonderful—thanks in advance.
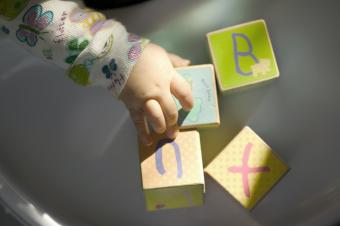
[139,131,205,211]
[205,126,289,209]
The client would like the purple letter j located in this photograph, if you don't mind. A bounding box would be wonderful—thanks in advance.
[155,139,183,178]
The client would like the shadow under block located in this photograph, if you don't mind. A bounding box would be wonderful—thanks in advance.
[204,126,289,210]
[139,131,205,211]
[175,64,220,129]
[207,19,279,92]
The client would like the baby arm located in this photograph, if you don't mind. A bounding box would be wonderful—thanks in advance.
[0,0,193,145]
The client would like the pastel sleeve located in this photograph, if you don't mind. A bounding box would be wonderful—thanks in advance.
[0,0,149,96]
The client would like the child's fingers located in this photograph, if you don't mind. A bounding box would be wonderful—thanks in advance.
[159,93,178,128]
[167,53,191,68]
[143,99,166,134]
[129,110,152,146]
[166,125,179,139]
[170,72,194,111]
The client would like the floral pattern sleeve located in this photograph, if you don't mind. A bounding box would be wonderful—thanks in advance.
[0,0,149,96]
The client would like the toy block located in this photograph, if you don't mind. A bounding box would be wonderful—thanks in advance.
[139,131,205,211]
[175,64,220,129]
[204,126,289,209]
[207,19,279,92]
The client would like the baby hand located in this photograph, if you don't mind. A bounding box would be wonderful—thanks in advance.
[120,43,194,146]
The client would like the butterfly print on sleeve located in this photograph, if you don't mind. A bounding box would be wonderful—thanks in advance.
[16,4,53,47]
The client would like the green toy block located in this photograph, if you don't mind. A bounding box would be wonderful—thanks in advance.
[207,19,279,92]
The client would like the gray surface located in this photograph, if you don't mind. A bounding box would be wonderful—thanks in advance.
[0,208,21,226]
[1,0,340,226]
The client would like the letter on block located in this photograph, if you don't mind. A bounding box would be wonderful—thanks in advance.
[205,126,289,209]
[207,20,279,92]
[139,131,205,211]
[175,64,220,129]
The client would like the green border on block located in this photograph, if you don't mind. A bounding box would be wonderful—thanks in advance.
[144,184,204,211]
